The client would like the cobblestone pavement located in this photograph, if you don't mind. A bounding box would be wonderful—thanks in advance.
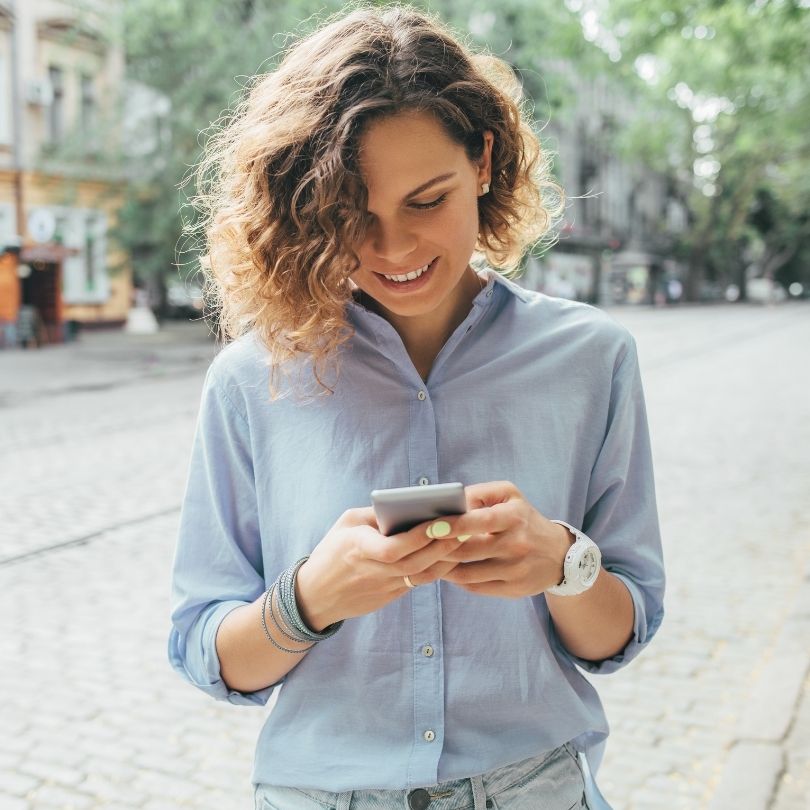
[1,303,808,809]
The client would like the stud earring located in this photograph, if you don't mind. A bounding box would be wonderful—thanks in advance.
[481,182,490,195]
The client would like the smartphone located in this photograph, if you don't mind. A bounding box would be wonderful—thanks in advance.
[371,482,467,536]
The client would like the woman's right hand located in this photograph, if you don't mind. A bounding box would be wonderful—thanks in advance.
[294,507,464,631]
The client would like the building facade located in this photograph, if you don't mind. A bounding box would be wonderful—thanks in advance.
[0,0,131,347]
[523,60,689,305]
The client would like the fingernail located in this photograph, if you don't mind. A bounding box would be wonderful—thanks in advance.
[457,534,471,543]
[427,520,451,539]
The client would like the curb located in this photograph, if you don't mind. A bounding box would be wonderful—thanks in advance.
[708,567,810,810]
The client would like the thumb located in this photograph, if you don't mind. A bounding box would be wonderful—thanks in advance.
[464,480,522,509]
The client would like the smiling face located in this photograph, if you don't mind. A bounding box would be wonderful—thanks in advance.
[350,111,492,330]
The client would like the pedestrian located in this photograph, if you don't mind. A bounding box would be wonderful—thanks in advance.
[168,6,665,809]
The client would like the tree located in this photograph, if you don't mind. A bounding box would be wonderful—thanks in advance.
[117,0,598,304]
[117,0,348,312]
[599,0,810,299]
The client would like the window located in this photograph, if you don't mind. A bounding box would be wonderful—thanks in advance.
[48,65,64,144]
[81,73,97,150]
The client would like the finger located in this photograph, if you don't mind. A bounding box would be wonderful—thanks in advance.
[440,535,501,563]
[450,503,517,539]
[442,559,519,586]
[401,559,460,590]
[450,580,517,598]
[355,525,414,566]
[421,559,461,581]
[336,506,380,529]
[360,520,439,564]
[464,480,523,509]
[398,535,464,575]
[373,516,467,564]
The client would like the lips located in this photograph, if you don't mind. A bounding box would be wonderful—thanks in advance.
[375,257,438,292]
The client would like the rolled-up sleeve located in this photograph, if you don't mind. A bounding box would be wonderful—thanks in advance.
[562,336,665,675]
[168,362,278,706]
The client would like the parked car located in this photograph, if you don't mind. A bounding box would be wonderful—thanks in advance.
[166,279,205,319]
[747,278,787,304]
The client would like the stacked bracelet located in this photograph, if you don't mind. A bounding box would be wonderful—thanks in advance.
[261,584,313,654]
[260,556,343,654]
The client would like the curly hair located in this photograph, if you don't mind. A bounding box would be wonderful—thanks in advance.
[192,3,564,399]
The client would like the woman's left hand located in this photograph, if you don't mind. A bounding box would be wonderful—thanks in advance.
[438,481,574,598]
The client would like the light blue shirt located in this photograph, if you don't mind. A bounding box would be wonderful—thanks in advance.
[168,268,665,791]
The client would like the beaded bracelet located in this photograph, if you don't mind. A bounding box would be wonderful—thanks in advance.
[261,582,314,655]
[276,557,343,642]
[267,582,311,646]
[259,556,343,654]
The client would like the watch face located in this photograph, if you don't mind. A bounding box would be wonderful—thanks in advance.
[579,550,600,585]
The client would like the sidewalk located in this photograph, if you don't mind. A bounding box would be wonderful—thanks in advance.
[0,319,218,406]
[774,667,810,808]
[708,561,810,809]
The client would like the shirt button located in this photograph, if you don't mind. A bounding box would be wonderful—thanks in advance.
[417,390,427,400]
[418,477,430,486]
[422,645,434,657]
[423,729,436,742]
[486,289,493,297]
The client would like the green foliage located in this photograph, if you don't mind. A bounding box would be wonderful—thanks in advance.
[603,0,810,295]
[117,0,348,291]
[116,0,810,301]
[116,0,591,293]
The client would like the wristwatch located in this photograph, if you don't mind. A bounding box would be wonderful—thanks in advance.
[546,520,602,596]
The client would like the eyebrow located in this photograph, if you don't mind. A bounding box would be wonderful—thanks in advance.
[404,172,457,200]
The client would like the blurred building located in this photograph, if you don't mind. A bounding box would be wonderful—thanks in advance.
[525,61,689,305]
[0,0,131,347]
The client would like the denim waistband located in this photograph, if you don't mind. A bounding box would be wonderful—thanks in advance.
[254,743,584,810]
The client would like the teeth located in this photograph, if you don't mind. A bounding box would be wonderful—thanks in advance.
[384,263,429,283]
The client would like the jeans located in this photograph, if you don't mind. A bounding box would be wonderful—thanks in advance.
[254,743,590,810]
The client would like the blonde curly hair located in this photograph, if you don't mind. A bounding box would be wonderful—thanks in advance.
[192,3,563,399]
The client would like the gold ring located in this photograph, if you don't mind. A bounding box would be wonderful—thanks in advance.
[403,575,416,589]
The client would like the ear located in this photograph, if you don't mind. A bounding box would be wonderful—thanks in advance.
[477,130,494,189]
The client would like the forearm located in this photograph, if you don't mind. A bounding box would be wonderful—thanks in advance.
[546,568,634,662]
[215,589,313,693]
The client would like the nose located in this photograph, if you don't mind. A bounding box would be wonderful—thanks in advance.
[366,217,418,265]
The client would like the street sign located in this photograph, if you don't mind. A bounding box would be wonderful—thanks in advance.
[27,209,56,244]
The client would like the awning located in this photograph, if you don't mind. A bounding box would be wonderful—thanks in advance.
[20,243,81,263]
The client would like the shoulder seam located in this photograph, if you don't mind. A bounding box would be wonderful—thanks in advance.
[207,364,250,427]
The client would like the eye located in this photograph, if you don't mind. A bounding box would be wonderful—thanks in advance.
[410,193,448,211]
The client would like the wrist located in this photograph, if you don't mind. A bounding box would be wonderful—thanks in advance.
[551,523,575,588]
[546,521,602,597]
[295,559,340,633]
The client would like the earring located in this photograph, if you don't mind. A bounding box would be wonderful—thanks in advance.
[481,182,490,195]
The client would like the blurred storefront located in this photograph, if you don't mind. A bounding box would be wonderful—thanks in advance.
[530,60,689,305]
[0,1,132,348]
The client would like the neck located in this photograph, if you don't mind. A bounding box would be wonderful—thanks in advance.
[361,266,485,379]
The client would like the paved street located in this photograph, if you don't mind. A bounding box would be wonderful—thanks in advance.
[1,302,809,809]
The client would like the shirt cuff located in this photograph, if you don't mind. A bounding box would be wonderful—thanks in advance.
[563,571,664,675]
[169,599,281,706]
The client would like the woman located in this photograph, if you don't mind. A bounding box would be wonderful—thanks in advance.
[169,5,665,809]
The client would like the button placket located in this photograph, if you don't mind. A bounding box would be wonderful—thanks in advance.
[406,375,443,783]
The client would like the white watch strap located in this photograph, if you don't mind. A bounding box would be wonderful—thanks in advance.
[547,520,601,596]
